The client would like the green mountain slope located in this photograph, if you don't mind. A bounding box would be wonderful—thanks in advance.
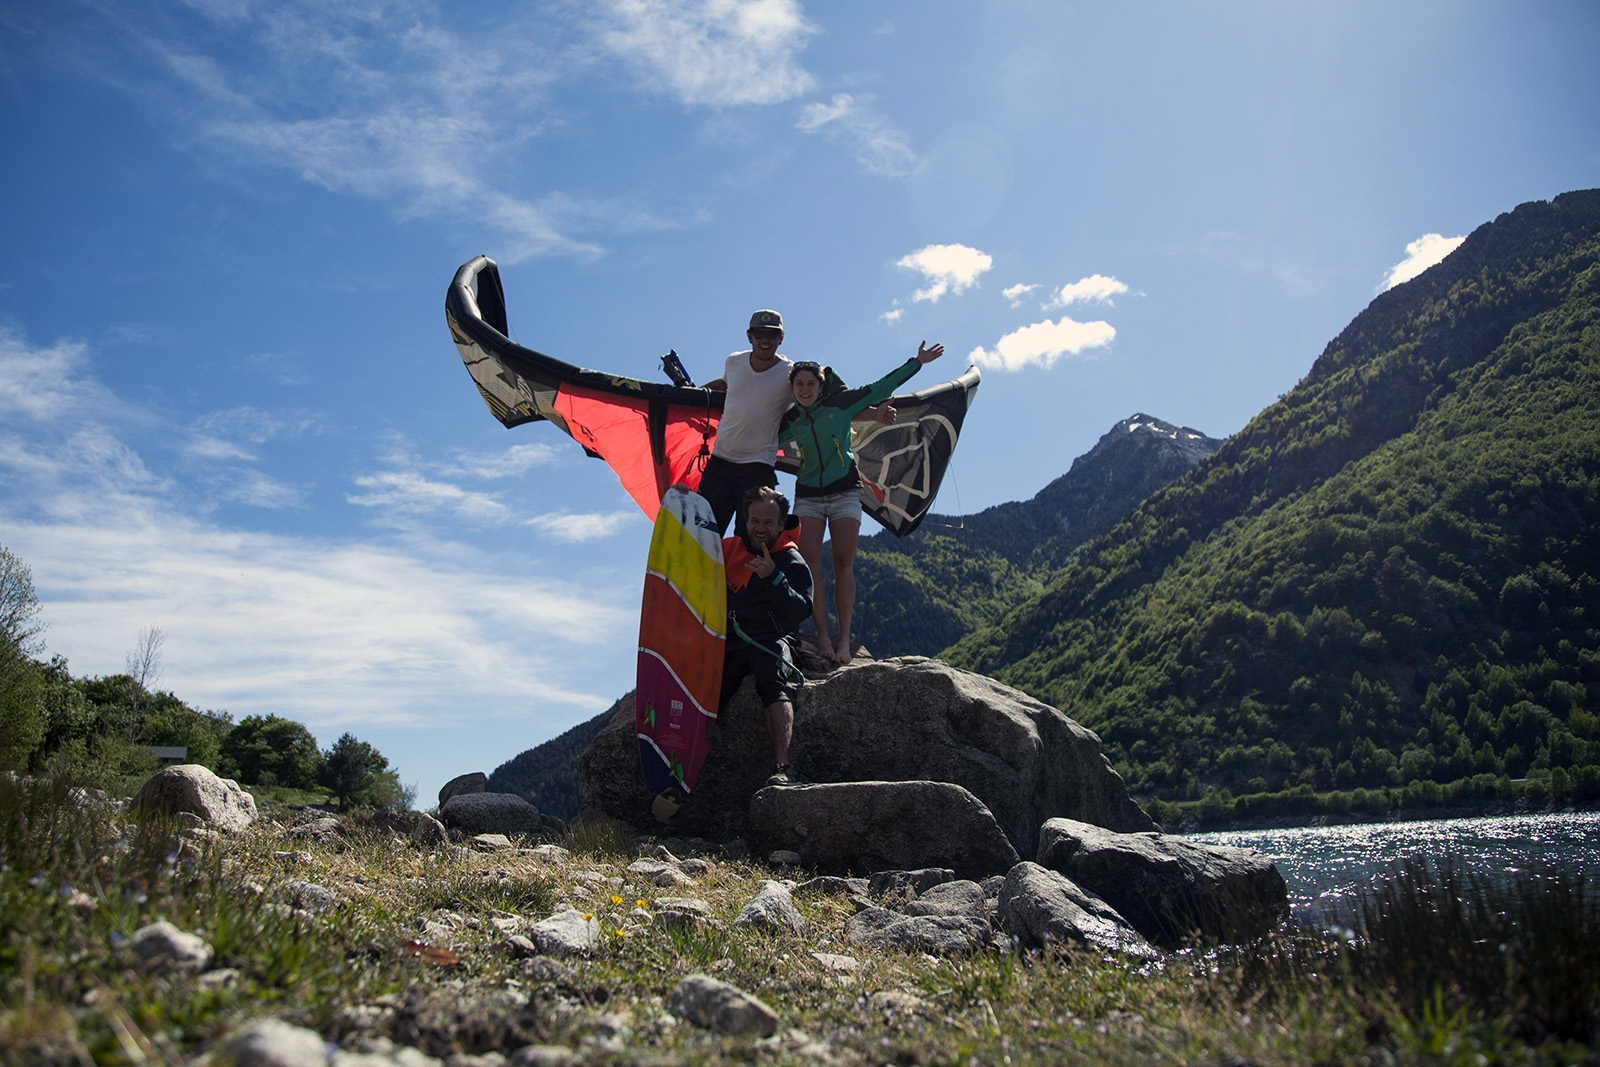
[834,415,1222,658]
[949,190,1600,805]
[486,701,617,819]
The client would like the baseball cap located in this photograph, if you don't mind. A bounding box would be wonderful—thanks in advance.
[748,309,784,333]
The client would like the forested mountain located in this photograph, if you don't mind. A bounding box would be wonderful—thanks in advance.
[487,699,618,818]
[836,414,1222,658]
[949,190,1600,809]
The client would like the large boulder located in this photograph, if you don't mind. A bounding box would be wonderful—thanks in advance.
[1035,817,1288,946]
[577,657,1154,848]
[998,862,1156,958]
[748,780,1021,880]
[437,772,488,808]
[439,792,541,837]
[132,765,257,832]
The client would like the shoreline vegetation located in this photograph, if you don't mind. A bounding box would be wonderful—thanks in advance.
[1149,778,1600,835]
[3,773,1598,1065]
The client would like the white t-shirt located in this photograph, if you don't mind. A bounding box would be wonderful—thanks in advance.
[713,351,795,465]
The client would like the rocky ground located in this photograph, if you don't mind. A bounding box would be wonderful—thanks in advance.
[7,762,1595,1065]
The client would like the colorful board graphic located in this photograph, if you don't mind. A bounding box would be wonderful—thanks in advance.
[636,488,726,808]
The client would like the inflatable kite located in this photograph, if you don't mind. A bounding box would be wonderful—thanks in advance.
[445,255,980,537]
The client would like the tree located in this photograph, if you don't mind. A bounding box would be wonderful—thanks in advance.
[122,626,165,741]
[221,714,323,789]
[0,545,46,768]
[319,733,389,811]
[0,545,45,657]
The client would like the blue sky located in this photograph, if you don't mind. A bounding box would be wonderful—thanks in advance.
[2,0,1596,804]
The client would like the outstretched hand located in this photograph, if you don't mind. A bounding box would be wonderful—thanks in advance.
[870,403,898,425]
[917,341,945,365]
[746,542,776,579]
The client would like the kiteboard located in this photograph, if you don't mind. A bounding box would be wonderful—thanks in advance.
[636,487,726,822]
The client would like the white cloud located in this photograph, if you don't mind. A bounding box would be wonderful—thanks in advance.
[795,93,917,177]
[969,316,1116,372]
[216,469,305,509]
[185,435,258,463]
[1047,274,1129,308]
[105,3,620,262]
[1002,283,1039,308]
[0,331,629,742]
[441,442,563,480]
[526,511,636,542]
[895,244,993,303]
[348,470,510,524]
[880,307,904,324]
[0,330,115,422]
[1381,233,1467,291]
[599,0,818,107]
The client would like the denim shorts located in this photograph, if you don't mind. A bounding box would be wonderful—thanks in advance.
[793,489,862,523]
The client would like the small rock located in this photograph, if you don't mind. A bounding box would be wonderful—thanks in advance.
[508,1046,580,1067]
[669,974,779,1038]
[653,868,694,887]
[867,991,934,1016]
[794,875,866,898]
[732,881,807,935]
[223,1018,328,1067]
[285,817,343,843]
[845,908,988,956]
[811,952,859,972]
[278,881,338,912]
[128,920,214,974]
[869,868,955,901]
[523,844,571,864]
[654,896,712,916]
[412,814,449,848]
[905,879,988,918]
[767,849,803,866]
[529,910,601,957]
[497,935,539,959]
[471,833,513,852]
[274,850,316,866]
[198,968,241,988]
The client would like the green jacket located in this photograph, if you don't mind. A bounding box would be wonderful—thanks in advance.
[779,358,921,497]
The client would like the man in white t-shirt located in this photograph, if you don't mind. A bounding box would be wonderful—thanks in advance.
[696,309,797,534]
[695,309,898,535]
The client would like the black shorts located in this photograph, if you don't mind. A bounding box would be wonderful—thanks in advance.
[698,455,778,536]
[720,634,799,708]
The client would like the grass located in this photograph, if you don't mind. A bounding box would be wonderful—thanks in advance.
[1,772,1596,1065]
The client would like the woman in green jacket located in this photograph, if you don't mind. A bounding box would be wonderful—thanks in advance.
[780,340,944,663]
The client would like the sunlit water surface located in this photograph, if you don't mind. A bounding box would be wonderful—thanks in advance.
[1189,810,1600,922]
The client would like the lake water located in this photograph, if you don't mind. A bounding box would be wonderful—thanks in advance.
[1189,810,1600,923]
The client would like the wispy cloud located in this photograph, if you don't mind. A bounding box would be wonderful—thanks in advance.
[440,442,563,480]
[598,0,818,107]
[0,330,628,738]
[1002,283,1039,308]
[1047,274,1128,308]
[1380,233,1467,292]
[526,511,637,542]
[795,93,917,177]
[969,317,1116,372]
[347,470,511,524]
[895,244,993,303]
[77,2,622,261]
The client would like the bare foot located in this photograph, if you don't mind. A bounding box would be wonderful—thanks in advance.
[833,636,853,664]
